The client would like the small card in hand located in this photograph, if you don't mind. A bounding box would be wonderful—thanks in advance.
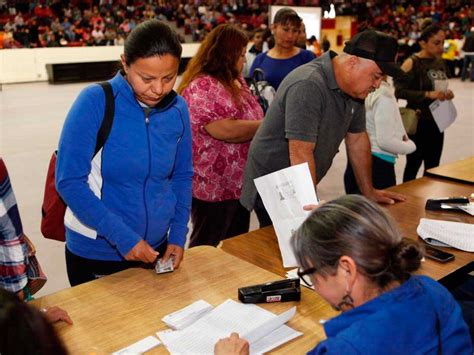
[155,258,174,274]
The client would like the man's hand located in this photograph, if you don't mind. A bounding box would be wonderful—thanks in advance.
[365,189,406,205]
[214,333,249,355]
[125,240,159,263]
[445,90,454,100]
[303,200,326,211]
[161,244,184,269]
[43,306,73,325]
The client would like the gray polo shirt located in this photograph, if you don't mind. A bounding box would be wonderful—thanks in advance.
[240,51,366,210]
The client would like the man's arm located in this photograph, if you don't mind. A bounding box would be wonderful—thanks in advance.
[289,139,317,186]
[345,132,406,204]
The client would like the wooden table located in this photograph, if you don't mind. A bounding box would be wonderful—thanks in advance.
[33,246,337,354]
[222,177,474,281]
[426,156,474,184]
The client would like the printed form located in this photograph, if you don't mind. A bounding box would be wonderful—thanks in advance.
[157,299,301,354]
[417,218,474,252]
[254,163,319,267]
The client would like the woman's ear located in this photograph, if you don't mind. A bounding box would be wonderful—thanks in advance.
[338,255,357,288]
[120,54,128,74]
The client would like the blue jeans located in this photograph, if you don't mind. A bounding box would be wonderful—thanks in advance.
[461,55,474,81]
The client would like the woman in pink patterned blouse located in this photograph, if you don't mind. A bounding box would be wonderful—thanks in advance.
[178,25,264,247]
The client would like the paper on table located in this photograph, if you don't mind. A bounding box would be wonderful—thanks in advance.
[243,306,296,343]
[157,299,300,354]
[417,218,474,252]
[161,299,213,330]
[429,100,457,132]
[454,203,474,216]
[112,335,161,355]
[254,163,319,267]
[251,324,302,354]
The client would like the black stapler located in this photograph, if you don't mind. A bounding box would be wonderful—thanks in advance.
[425,197,469,211]
[238,279,301,304]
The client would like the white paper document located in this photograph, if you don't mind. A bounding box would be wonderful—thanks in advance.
[162,299,213,330]
[417,218,474,252]
[254,163,319,267]
[157,299,301,354]
[429,99,457,132]
[112,335,161,355]
[454,203,474,216]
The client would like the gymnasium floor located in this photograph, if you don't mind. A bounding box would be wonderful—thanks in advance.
[1,78,473,297]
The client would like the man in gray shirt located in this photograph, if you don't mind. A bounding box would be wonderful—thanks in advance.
[241,30,405,226]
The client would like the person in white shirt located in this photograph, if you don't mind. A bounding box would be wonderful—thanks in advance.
[344,77,416,193]
[242,28,265,78]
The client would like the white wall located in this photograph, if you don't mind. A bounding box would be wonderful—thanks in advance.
[0,43,200,84]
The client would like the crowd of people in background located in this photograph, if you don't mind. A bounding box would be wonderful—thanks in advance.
[1,0,473,61]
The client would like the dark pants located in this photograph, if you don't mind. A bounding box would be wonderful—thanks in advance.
[254,194,272,228]
[403,118,444,182]
[344,155,397,194]
[189,198,250,247]
[66,240,168,286]
[461,55,474,81]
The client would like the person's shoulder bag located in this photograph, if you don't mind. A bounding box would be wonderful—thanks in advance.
[40,82,115,242]
[400,56,422,135]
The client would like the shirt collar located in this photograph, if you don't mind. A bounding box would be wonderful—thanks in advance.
[321,50,340,91]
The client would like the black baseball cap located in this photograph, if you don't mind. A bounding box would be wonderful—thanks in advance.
[343,30,402,78]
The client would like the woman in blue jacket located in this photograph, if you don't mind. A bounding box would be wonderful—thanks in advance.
[56,20,193,286]
[215,195,472,354]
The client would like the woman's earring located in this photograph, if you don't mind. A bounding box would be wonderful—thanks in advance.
[335,292,354,312]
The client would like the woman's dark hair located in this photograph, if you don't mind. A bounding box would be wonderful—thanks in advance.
[418,19,443,43]
[292,195,423,289]
[177,24,248,97]
[0,289,68,355]
[273,7,302,27]
[124,19,182,65]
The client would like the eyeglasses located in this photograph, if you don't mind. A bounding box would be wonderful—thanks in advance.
[297,267,316,288]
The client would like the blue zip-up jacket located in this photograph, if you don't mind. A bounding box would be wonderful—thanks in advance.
[308,275,472,354]
[56,72,193,261]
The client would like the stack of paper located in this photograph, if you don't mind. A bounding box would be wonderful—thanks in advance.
[254,163,319,267]
[161,300,213,330]
[157,299,302,354]
[417,218,474,252]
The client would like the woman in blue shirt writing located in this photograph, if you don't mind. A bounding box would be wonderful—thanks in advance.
[215,195,472,354]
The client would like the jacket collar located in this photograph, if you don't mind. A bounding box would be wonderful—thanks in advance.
[111,71,177,111]
[323,276,420,338]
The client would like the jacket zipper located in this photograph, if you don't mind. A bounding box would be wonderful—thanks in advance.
[143,108,152,241]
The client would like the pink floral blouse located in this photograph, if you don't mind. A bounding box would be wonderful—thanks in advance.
[182,75,264,202]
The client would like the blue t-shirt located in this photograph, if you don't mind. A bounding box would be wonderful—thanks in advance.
[249,49,315,90]
[308,275,472,354]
